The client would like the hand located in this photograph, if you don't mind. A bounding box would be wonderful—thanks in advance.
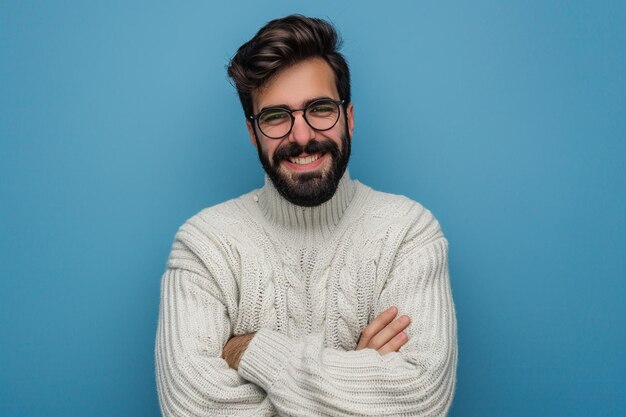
[356,306,411,355]
[222,333,255,370]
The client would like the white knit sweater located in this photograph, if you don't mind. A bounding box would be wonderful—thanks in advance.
[156,172,457,417]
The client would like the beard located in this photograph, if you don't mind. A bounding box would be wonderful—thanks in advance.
[256,128,351,207]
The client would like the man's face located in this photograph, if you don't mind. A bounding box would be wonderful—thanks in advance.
[247,57,355,207]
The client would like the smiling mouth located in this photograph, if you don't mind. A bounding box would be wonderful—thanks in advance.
[288,153,324,165]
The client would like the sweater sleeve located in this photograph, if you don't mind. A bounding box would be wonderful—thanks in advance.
[155,233,276,416]
[238,236,457,417]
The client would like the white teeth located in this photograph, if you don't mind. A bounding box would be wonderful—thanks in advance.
[289,154,321,165]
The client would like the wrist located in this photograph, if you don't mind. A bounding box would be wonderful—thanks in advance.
[223,333,255,370]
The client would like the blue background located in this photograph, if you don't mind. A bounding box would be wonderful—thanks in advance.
[1,1,624,416]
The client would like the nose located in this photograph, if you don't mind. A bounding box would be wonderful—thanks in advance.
[289,111,315,146]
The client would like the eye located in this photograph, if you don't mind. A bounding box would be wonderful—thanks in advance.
[308,101,337,116]
[259,109,289,125]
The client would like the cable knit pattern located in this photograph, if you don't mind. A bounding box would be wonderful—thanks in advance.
[156,172,457,416]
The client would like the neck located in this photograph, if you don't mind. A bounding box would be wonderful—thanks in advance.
[257,171,356,239]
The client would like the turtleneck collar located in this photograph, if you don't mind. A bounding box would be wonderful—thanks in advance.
[256,171,357,238]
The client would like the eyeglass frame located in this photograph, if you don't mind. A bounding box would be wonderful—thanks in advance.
[248,98,345,139]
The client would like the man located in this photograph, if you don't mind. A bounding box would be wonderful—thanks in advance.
[156,15,457,417]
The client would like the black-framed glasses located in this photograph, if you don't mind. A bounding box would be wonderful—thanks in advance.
[249,98,345,139]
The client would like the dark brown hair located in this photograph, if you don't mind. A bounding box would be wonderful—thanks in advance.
[227,14,351,118]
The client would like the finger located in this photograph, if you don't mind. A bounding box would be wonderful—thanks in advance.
[368,315,411,350]
[357,306,398,349]
[377,331,409,355]
[357,306,397,349]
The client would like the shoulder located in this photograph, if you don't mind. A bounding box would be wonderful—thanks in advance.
[354,182,445,247]
[178,191,257,237]
[167,191,259,267]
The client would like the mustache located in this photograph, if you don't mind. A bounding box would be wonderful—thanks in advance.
[272,139,339,165]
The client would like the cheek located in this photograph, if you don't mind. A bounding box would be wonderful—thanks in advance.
[321,127,345,148]
[259,139,280,161]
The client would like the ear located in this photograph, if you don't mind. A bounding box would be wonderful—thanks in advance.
[346,102,355,138]
[246,120,258,147]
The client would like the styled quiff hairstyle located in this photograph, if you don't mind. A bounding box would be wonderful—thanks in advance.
[227,14,351,118]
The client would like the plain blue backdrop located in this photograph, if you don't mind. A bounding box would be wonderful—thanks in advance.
[1,1,624,416]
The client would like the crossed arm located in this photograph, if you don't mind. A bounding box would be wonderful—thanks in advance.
[156,232,457,416]
[222,306,412,370]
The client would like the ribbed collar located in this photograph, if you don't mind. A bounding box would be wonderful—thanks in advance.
[256,171,357,238]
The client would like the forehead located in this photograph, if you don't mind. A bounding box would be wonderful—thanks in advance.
[253,57,339,111]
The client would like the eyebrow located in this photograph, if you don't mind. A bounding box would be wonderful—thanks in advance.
[258,96,336,114]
